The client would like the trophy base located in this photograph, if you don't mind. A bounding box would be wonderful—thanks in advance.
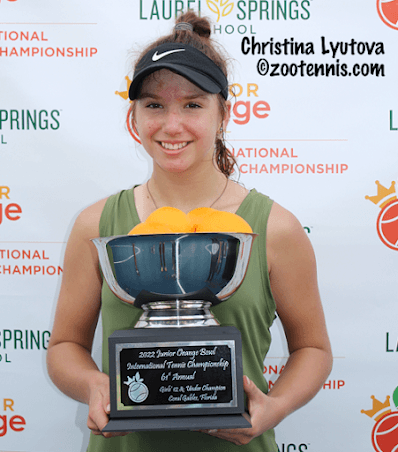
[107,326,250,433]
[103,413,251,433]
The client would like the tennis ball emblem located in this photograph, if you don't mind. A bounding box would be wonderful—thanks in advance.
[377,200,398,250]
[365,181,398,251]
[362,387,398,452]
[372,412,398,452]
[124,372,149,403]
[377,0,398,30]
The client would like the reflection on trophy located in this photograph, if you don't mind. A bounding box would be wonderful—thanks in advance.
[92,231,256,432]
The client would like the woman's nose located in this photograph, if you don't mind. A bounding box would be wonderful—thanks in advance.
[162,109,184,135]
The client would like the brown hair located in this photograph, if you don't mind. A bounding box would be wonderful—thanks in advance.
[129,12,237,177]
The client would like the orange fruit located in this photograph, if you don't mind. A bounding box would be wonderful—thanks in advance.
[128,222,175,235]
[187,207,217,231]
[128,207,193,235]
[128,206,252,235]
[146,207,192,233]
[188,208,252,233]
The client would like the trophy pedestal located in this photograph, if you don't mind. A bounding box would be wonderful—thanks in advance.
[103,326,251,432]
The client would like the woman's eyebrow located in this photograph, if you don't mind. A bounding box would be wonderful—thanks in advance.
[184,94,210,100]
[138,92,211,100]
[137,92,159,100]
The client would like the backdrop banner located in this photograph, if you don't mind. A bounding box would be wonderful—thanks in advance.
[1,1,397,451]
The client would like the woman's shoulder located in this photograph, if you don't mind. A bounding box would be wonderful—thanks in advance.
[267,201,315,271]
[268,202,304,237]
[73,197,109,240]
[73,186,136,235]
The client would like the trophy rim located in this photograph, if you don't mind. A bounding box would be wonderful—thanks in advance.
[92,231,258,239]
[91,232,257,308]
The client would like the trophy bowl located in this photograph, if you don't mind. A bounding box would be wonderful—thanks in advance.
[92,232,256,328]
[91,232,256,432]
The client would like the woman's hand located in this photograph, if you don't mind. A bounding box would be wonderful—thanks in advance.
[200,376,284,445]
[86,371,130,438]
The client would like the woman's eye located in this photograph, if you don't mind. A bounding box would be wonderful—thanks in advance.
[186,102,201,109]
[146,103,162,109]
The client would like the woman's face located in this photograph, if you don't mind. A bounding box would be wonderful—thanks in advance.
[133,69,229,175]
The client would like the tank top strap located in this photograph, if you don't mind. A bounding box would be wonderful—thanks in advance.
[236,188,273,274]
[99,187,140,237]
[236,188,275,320]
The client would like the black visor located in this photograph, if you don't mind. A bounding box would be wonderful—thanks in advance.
[129,43,229,100]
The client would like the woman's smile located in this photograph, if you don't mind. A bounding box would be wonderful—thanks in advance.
[159,141,189,151]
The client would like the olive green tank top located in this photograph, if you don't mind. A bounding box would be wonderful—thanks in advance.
[87,187,278,452]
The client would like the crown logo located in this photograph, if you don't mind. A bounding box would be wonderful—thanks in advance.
[361,395,392,422]
[365,181,397,209]
[115,76,132,101]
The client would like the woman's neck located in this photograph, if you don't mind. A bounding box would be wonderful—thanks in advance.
[147,165,229,213]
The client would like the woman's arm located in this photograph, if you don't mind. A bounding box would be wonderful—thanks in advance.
[47,200,126,437]
[204,202,333,445]
[265,202,333,416]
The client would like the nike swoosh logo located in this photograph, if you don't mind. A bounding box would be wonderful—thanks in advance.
[152,49,185,61]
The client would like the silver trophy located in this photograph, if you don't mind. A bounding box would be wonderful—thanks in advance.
[92,232,256,432]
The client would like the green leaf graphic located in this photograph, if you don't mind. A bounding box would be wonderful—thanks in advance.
[393,386,398,408]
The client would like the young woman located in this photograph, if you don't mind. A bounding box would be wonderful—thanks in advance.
[47,12,332,452]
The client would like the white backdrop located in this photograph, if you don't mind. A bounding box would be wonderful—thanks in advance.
[1,1,397,451]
